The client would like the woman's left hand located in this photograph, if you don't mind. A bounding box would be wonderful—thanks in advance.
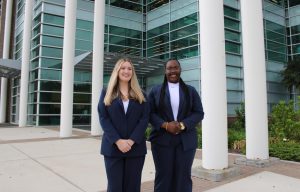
[166,121,181,135]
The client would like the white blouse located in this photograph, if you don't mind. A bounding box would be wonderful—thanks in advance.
[122,100,129,113]
[168,82,180,121]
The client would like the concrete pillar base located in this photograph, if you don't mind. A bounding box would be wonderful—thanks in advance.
[235,157,279,168]
[192,166,240,182]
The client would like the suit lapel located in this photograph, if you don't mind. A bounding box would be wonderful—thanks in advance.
[177,85,185,120]
[126,99,133,116]
[165,85,175,121]
[117,98,126,114]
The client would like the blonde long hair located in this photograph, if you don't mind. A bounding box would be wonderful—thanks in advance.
[104,58,146,106]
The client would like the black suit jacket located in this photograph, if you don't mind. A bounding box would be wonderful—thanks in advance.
[98,89,150,157]
[148,84,204,151]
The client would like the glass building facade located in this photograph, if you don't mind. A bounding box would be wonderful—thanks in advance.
[6,0,300,127]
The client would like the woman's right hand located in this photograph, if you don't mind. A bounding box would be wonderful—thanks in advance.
[115,139,132,153]
[166,121,181,135]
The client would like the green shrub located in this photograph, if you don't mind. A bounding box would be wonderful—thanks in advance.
[269,141,300,162]
[269,100,300,141]
[230,103,245,130]
[197,125,202,149]
[145,126,151,139]
[228,129,245,149]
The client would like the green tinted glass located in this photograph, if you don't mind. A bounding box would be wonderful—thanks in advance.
[43,25,64,36]
[42,35,63,47]
[171,13,198,30]
[171,24,198,41]
[224,18,240,31]
[224,6,239,19]
[44,14,64,26]
[147,34,169,48]
[225,30,240,42]
[147,23,169,38]
[265,20,285,34]
[225,42,240,54]
[40,58,62,69]
[171,35,198,51]
[77,19,93,30]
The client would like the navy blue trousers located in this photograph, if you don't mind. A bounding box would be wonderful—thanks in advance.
[104,156,145,192]
[151,136,196,192]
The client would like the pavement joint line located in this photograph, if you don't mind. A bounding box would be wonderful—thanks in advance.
[9,144,88,192]
[0,135,100,144]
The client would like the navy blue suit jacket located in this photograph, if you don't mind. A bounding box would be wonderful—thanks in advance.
[148,84,204,151]
[98,89,150,157]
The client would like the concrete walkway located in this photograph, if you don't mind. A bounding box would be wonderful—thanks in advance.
[0,125,300,192]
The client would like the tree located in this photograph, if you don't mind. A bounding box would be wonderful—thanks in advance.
[281,56,300,99]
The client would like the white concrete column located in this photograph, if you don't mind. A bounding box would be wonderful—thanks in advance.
[3,0,13,58]
[0,78,8,123]
[200,0,228,169]
[240,0,269,160]
[60,0,77,137]
[19,0,33,127]
[0,0,13,123]
[91,0,105,136]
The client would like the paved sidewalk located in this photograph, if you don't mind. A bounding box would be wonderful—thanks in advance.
[0,125,300,192]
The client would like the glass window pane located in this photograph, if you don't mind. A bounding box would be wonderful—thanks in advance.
[266,30,286,44]
[77,19,93,30]
[40,69,62,80]
[171,35,198,51]
[226,66,242,78]
[76,29,93,41]
[170,24,198,41]
[224,6,239,19]
[41,47,63,58]
[40,92,61,102]
[43,25,64,36]
[40,58,62,69]
[267,51,286,63]
[39,104,61,114]
[74,82,91,92]
[147,43,169,57]
[227,91,243,102]
[265,20,285,34]
[225,41,241,54]
[42,35,63,47]
[109,35,142,48]
[75,39,93,50]
[170,13,198,30]
[44,14,64,26]
[73,93,91,103]
[266,40,286,54]
[147,34,169,48]
[147,23,169,38]
[39,116,60,125]
[171,45,198,59]
[225,30,240,42]
[224,18,240,31]
[109,45,141,56]
[291,24,300,35]
[74,70,92,82]
[40,80,61,91]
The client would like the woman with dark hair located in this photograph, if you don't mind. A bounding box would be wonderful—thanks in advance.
[148,59,204,192]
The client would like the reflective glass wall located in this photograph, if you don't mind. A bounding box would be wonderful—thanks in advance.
[10,0,24,124]
[263,1,289,111]
[9,0,295,125]
[286,1,300,58]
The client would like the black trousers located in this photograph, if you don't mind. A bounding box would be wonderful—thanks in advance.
[151,135,196,192]
[104,155,145,192]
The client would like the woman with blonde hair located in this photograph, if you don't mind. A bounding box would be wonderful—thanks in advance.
[98,58,149,192]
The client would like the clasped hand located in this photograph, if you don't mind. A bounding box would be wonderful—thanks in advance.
[166,121,181,135]
[115,139,135,153]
